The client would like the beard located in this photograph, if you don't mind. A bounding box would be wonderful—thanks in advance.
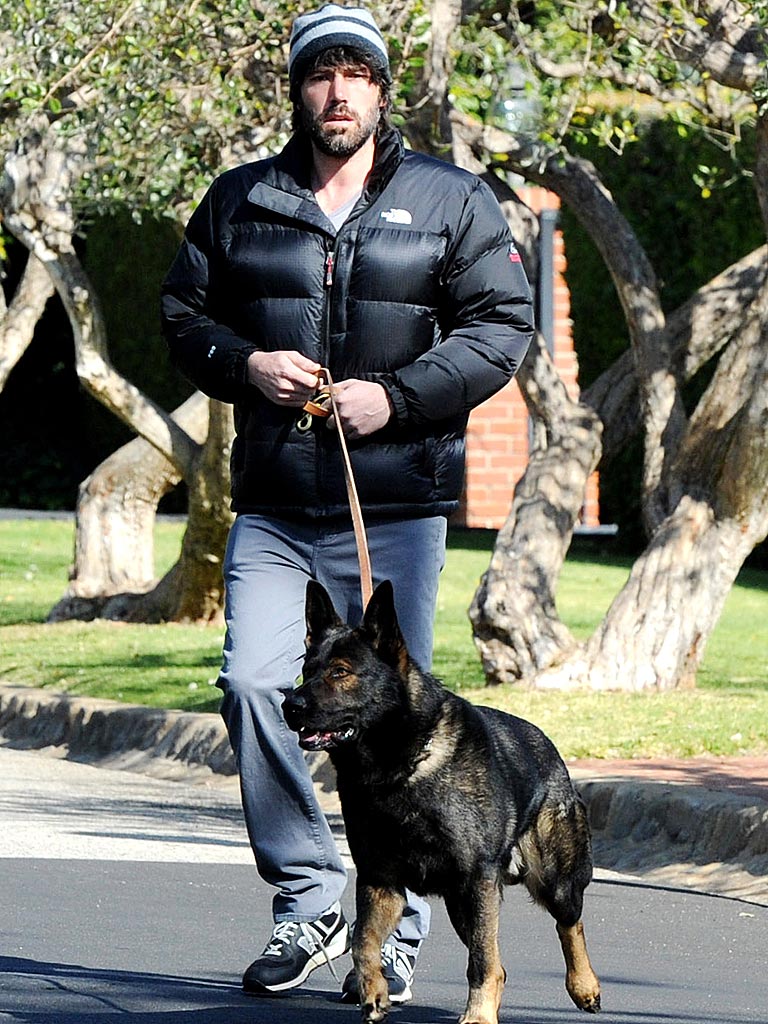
[302,102,380,157]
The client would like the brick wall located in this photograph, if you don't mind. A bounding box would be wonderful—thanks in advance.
[454,186,601,530]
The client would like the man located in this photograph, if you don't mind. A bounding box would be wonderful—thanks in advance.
[161,1,533,1004]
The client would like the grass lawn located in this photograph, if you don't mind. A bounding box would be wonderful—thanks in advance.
[1,517,767,760]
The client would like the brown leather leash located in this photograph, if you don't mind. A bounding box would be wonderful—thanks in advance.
[300,369,374,609]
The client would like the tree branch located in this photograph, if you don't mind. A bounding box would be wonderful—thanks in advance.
[398,0,462,155]
[529,50,710,117]
[586,244,768,462]
[629,0,764,91]
[1,127,201,476]
[452,108,685,530]
[0,254,54,390]
[40,0,140,108]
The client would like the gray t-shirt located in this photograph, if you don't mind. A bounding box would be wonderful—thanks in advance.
[325,191,362,232]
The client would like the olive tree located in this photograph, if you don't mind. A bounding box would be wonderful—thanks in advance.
[0,0,283,620]
[3,0,767,698]
[448,0,768,690]
[0,0,425,621]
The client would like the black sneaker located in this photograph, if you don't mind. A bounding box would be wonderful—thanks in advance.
[242,902,350,994]
[341,941,417,1005]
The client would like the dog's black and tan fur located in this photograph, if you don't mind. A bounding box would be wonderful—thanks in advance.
[283,580,601,1024]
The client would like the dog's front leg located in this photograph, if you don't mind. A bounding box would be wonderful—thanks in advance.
[446,878,505,1024]
[353,881,406,1024]
[556,919,601,1013]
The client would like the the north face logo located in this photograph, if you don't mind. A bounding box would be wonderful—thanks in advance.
[380,208,413,225]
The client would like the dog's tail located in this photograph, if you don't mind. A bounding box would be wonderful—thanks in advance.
[517,798,593,926]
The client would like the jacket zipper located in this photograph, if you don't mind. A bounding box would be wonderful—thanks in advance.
[322,244,335,354]
[317,241,336,510]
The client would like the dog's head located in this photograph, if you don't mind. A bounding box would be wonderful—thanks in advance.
[283,579,410,752]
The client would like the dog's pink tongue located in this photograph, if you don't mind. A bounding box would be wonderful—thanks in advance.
[300,730,334,750]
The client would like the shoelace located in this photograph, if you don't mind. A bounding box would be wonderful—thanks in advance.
[381,943,414,982]
[264,921,300,956]
[263,916,343,984]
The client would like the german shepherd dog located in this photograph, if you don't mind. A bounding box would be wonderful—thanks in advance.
[283,580,601,1024]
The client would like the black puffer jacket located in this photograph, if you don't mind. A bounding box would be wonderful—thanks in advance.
[161,128,533,520]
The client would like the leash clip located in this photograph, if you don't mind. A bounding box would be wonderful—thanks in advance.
[297,375,333,433]
[296,410,314,433]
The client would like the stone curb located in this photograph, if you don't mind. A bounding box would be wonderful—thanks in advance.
[2,683,766,904]
[0,684,236,782]
[574,774,768,905]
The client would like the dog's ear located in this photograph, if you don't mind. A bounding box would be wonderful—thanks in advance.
[305,580,342,646]
[362,580,409,673]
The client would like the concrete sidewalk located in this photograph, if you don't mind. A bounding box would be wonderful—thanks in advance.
[570,757,768,905]
[1,682,766,906]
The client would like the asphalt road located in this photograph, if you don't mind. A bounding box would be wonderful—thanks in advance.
[2,746,768,1024]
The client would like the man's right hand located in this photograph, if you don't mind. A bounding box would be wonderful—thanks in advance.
[247,350,322,407]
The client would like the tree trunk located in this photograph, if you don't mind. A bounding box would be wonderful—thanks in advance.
[584,245,767,464]
[469,332,603,683]
[540,496,763,692]
[1,125,199,475]
[400,0,462,154]
[473,243,768,691]
[456,106,768,690]
[47,392,210,622]
[467,170,604,683]
[111,400,234,625]
[3,124,233,624]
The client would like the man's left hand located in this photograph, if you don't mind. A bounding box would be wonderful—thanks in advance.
[328,380,393,439]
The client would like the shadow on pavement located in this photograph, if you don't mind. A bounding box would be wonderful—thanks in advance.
[1,955,760,1024]
[0,956,356,1021]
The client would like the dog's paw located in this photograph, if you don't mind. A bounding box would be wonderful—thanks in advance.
[360,976,390,1024]
[566,970,601,1014]
[581,992,601,1013]
[361,998,389,1023]
[574,990,601,1014]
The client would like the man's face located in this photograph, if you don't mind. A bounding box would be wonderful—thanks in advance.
[300,62,382,157]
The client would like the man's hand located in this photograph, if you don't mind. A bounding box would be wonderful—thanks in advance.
[328,380,393,439]
[247,350,322,406]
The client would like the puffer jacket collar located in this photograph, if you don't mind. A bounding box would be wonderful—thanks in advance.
[245,127,406,231]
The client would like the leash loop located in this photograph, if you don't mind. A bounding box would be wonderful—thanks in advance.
[300,369,374,609]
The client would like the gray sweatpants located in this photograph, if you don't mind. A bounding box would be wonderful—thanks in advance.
[218,513,447,949]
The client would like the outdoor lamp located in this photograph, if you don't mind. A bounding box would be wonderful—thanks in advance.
[492,61,541,141]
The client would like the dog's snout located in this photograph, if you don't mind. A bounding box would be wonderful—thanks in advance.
[283,687,308,729]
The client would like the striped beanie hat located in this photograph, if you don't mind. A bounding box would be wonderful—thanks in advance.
[289,5,390,94]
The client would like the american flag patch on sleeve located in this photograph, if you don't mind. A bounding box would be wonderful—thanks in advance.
[508,243,522,264]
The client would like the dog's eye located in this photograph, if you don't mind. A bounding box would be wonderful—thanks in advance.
[328,665,350,681]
